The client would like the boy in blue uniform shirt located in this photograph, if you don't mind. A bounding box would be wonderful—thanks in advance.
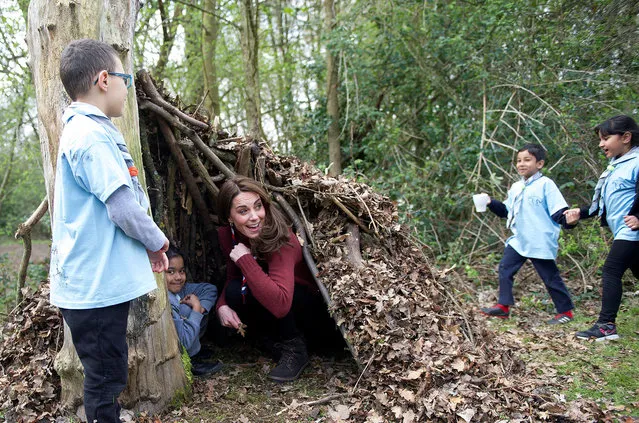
[480,143,576,324]
[49,39,169,422]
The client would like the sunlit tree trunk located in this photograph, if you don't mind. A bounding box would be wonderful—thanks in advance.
[202,0,221,118]
[240,0,265,139]
[26,0,187,416]
[324,0,341,176]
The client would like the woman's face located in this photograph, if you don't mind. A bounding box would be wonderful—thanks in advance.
[165,256,186,294]
[229,191,266,240]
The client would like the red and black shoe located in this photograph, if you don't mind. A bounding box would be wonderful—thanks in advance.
[480,304,510,319]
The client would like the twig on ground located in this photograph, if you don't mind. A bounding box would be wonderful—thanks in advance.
[351,351,375,394]
[275,393,347,416]
[565,252,588,294]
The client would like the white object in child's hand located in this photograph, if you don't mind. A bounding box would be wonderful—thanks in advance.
[472,193,490,212]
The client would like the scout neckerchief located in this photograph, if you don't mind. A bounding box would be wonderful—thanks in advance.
[506,171,543,229]
[87,115,146,207]
[589,146,639,216]
[230,225,253,304]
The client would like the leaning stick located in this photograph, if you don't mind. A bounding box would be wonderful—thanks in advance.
[158,118,215,234]
[331,197,370,234]
[273,193,359,365]
[137,70,209,130]
[14,197,48,302]
[139,99,235,179]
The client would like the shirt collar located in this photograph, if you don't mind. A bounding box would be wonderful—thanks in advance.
[62,102,108,124]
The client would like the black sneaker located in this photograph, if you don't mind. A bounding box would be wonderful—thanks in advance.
[268,337,309,382]
[191,359,224,376]
[575,322,619,342]
[547,312,573,325]
[480,305,509,319]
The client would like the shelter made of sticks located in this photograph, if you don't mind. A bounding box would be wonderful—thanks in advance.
[0,71,602,423]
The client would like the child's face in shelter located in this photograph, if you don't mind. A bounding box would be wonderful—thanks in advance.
[102,56,130,118]
[598,131,632,159]
[516,150,544,179]
[165,256,187,294]
[229,191,266,240]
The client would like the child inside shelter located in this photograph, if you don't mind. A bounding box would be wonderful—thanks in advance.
[165,247,223,376]
[479,143,577,324]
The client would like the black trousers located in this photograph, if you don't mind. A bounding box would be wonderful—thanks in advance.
[60,301,130,423]
[598,240,639,323]
[225,278,302,341]
[498,245,574,313]
[224,279,343,353]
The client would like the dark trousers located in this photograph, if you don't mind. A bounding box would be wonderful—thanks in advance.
[498,245,574,313]
[598,240,639,323]
[224,279,343,353]
[225,278,301,341]
[60,301,130,423]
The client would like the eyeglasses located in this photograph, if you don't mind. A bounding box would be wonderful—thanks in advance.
[93,72,133,89]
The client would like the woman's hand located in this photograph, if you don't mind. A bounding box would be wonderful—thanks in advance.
[217,305,243,329]
[230,243,251,263]
[180,294,204,314]
[624,214,639,230]
[564,208,581,225]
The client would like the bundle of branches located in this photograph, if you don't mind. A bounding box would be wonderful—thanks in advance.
[0,282,62,421]
[137,72,601,422]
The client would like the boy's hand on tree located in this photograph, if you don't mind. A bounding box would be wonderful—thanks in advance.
[623,215,639,230]
[148,239,170,273]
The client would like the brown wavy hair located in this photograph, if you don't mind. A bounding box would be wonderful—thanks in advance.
[217,176,291,255]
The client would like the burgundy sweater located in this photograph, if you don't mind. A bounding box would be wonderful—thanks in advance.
[216,226,317,318]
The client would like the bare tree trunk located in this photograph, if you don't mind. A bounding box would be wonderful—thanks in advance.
[155,0,184,79]
[0,134,16,218]
[240,0,265,139]
[26,0,187,416]
[202,0,221,118]
[324,0,341,176]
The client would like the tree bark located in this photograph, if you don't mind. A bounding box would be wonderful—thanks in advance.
[324,0,341,176]
[202,0,221,118]
[240,0,265,139]
[26,0,187,416]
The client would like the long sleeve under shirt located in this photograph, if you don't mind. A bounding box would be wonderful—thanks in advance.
[488,200,574,229]
[106,185,166,252]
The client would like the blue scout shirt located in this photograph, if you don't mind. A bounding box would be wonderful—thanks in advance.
[50,103,157,309]
[503,173,568,260]
[601,149,639,241]
[169,282,218,357]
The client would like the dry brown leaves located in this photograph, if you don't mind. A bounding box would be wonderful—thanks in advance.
[0,283,62,422]
[235,142,603,422]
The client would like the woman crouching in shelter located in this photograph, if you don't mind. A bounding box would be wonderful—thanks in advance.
[216,176,334,382]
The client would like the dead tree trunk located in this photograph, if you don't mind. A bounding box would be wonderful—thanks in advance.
[26,0,187,415]
[324,0,341,177]
[240,0,265,139]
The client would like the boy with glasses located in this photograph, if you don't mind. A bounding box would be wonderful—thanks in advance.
[50,39,169,422]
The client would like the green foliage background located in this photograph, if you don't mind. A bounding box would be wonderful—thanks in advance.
[2,0,638,264]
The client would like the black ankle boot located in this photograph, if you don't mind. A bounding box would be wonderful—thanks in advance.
[268,337,309,382]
